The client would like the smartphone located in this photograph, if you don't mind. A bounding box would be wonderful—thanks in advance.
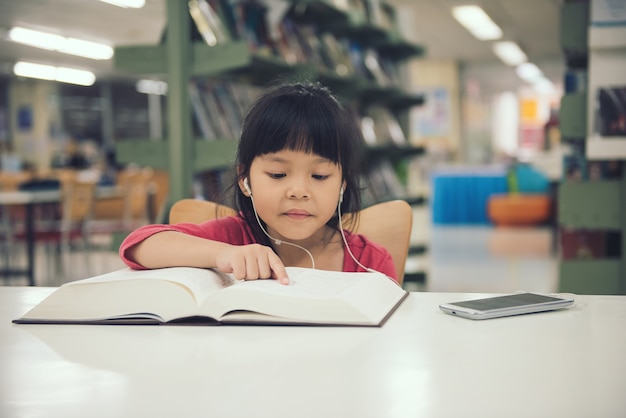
[439,293,575,320]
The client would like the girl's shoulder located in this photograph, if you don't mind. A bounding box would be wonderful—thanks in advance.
[341,229,396,279]
[342,229,391,258]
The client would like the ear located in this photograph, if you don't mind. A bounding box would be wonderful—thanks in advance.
[236,166,250,197]
[238,177,250,197]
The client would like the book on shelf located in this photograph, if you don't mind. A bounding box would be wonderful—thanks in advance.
[365,160,408,201]
[199,83,234,139]
[320,32,354,76]
[363,49,391,86]
[13,266,408,327]
[276,18,307,64]
[188,0,231,46]
[365,106,407,145]
[560,228,607,260]
[212,82,243,138]
[188,81,218,140]
[227,82,261,116]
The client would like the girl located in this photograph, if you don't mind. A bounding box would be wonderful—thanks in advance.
[119,82,396,284]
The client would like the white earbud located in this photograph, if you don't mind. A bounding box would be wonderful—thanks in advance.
[339,185,344,203]
[243,177,252,196]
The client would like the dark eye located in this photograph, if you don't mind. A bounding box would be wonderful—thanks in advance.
[312,174,329,180]
[268,173,286,179]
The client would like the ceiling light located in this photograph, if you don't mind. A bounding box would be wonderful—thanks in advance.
[493,41,527,66]
[452,5,503,40]
[8,27,113,60]
[99,0,145,8]
[61,38,114,60]
[14,61,96,86]
[8,27,64,51]
[516,63,543,83]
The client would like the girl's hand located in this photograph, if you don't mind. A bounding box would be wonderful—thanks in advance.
[214,244,290,285]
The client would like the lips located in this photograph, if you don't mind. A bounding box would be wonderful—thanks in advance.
[284,209,311,220]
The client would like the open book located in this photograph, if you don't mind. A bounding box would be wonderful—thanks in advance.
[13,267,408,327]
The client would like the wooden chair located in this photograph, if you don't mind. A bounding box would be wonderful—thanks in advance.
[10,175,98,283]
[169,199,413,285]
[90,167,154,246]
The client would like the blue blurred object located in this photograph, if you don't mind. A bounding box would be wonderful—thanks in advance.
[513,164,549,194]
[431,166,508,225]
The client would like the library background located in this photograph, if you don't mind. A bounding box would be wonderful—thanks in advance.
[0,0,625,294]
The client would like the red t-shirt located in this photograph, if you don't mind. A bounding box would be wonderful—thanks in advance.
[119,215,397,281]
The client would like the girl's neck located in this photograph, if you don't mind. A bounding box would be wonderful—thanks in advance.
[275,229,344,271]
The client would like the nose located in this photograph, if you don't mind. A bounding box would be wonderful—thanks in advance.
[287,178,310,200]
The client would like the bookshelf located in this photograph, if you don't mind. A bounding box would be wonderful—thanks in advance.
[557,0,626,295]
[113,0,425,205]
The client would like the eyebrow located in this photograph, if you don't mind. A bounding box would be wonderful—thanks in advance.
[261,154,333,164]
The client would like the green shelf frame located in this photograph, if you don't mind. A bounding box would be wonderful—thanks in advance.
[558,180,623,229]
[115,139,238,173]
[559,260,624,295]
[115,41,275,78]
[560,1,589,59]
[559,92,587,139]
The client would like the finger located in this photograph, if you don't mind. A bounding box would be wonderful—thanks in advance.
[257,255,273,279]
[268,256,289,285]
[229,258,247,281]
[245,256,259,281]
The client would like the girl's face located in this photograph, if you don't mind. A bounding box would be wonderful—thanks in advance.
[241,149,344,244]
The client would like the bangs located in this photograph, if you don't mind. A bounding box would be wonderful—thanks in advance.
[246,93,342,163]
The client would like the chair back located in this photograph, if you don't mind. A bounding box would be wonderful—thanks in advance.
[169,199,412,285]
[342,200,412,285]
[60,177,97,226]
[148,169,170,223]
[119,167,153,227]
[92,167,153,229]
[169,199,236,224]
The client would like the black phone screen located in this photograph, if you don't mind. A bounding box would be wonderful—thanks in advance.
[450,293,564,311]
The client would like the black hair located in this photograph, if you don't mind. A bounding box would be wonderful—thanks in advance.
[228,82,364,246]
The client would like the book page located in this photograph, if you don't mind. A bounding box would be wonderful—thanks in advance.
[67,267,236,305]
[18,267,239,323]
[201,267,406,325]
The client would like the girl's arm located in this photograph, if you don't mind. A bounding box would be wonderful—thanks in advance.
[121,226,289,284]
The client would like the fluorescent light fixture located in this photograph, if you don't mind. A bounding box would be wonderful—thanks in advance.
[452,5,502,40]
[14,61,96,86]
[61,38,114,60]
[8,27,64,51]
[8,27,113,60]
[516,62,543,83]
[136,79,168,95]
[99,0,145,8]
[493,41,527,66]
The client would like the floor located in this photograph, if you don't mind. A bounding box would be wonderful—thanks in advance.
[2,225,558,293]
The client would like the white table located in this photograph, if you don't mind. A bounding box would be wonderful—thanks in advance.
[0,190,62,285]
[2,288,625,418]
[0,187,119,285]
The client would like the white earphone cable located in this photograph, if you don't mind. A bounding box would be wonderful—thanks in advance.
[249,194,316,269]
[336,199,377,274]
